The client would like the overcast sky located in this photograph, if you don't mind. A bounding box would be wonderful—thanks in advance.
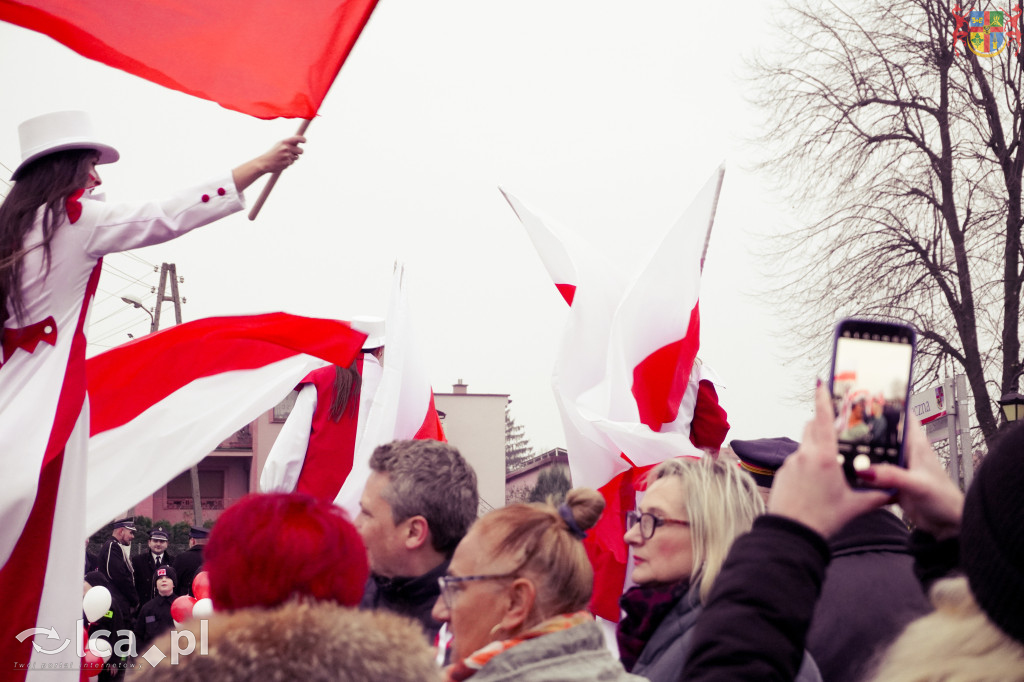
[0,0,819,454]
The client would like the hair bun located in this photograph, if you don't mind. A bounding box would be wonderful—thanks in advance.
[563,488,605,533]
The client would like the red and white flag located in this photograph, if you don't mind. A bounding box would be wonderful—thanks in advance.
[503,166,729,621]
[85,313,367,527]
[0,0,380,118]
[335,264,445,519]
[0,312,364,680]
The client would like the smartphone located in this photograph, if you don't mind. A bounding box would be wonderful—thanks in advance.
[829,318,916,486]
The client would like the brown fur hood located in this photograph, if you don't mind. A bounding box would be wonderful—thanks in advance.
[133,599,442,681]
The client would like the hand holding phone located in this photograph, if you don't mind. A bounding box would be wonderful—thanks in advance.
[769,383,890,537]
[829,319,916,486]
[859,417,964,539]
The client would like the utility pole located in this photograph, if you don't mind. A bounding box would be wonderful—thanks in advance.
[153,262,183,330]
[153,262,203,527]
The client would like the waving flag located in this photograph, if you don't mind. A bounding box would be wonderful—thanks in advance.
[503,166,729,621]
[334,264,446,519]
[0,0,380,118]
[0,313,364,680]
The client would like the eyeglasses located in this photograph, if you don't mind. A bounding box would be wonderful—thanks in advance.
[626,510,691,540]
[437,573,517,609]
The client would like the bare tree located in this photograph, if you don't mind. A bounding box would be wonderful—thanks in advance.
[753,0,1024,447]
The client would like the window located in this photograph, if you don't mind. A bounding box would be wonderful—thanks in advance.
[165,469,225,510]
[272,390,299,423]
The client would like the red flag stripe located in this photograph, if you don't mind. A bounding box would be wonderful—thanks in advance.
[0,261,100,680]
[413,391,447,442]
[631,302,700,432]
[0,0,380,119]
[555,283,577,307]
[88,314,366,435]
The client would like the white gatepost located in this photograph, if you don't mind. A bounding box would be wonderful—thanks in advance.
[910,374,971,489]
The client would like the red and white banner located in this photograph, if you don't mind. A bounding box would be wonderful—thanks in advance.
[2,312,363,680]
[0,0,380,118]
[335,265,445,518]
[503,167,728,621]
[86,313,367,528]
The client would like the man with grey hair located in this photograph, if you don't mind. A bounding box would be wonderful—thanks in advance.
[354,439,478,642]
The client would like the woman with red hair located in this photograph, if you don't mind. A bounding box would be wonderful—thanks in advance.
[204,492,368,610]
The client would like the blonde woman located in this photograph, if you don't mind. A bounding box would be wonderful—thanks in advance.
[617,456,821,682]
[432,488,644,682]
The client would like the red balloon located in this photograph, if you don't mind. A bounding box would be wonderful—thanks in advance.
[81,650,103,677]
[170,595,197,623]
[191,571,211,600]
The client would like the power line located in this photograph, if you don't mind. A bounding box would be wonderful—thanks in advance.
[100,262,154,288]
[118,251,158,269]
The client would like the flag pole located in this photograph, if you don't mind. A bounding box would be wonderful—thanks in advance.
[248,118,312,220]
[699,164,726,273]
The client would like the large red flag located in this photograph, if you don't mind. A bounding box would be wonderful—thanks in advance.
[0,0,380,118]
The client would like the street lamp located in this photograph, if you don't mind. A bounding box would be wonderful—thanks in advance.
[121,294,156,333]
[997,368,1024,423]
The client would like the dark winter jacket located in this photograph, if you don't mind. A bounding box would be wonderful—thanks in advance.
[171,545,204,597]
[681,515,832,681]
[133,594,175,650]
[99,538,138,611]
[807,509,932,682]
[359,559,448,643]
[132,551,175,604]
[630,584,822,682]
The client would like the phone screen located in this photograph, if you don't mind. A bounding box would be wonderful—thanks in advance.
[831,321,914,482]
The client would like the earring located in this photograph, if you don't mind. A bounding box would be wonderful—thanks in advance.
[489,623,504,638]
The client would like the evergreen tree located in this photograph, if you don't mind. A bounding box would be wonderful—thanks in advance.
[527,467,572,505]
[505,403,535,473]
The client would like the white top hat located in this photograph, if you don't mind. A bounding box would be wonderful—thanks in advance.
[350,315,386,349]
[12,110,119,181]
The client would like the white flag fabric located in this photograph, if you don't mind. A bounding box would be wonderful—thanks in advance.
[502,166,727,620]
[334,265,445,519]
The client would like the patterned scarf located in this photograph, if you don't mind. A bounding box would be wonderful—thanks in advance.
[444,610,592,681]
[616,580,690,672]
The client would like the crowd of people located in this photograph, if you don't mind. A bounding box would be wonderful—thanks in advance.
[78,419,1024,681]
[4,111,1024,681]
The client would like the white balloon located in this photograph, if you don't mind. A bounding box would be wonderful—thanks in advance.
[172,620,184,629]
[88,637,112,662]
[191,598,214,620]
[82,586,111,623]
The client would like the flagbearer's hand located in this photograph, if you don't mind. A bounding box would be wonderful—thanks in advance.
[232,135,307,192]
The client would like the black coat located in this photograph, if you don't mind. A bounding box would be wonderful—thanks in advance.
[85,570,132,681]
[359,559,448,643]
[172,545,204,597]
[628,584,822,682]
[682,515,832,682]
[806,509,932,682]
[99,538,138,611]
[133,593,176,650]
[132,551,175,604]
